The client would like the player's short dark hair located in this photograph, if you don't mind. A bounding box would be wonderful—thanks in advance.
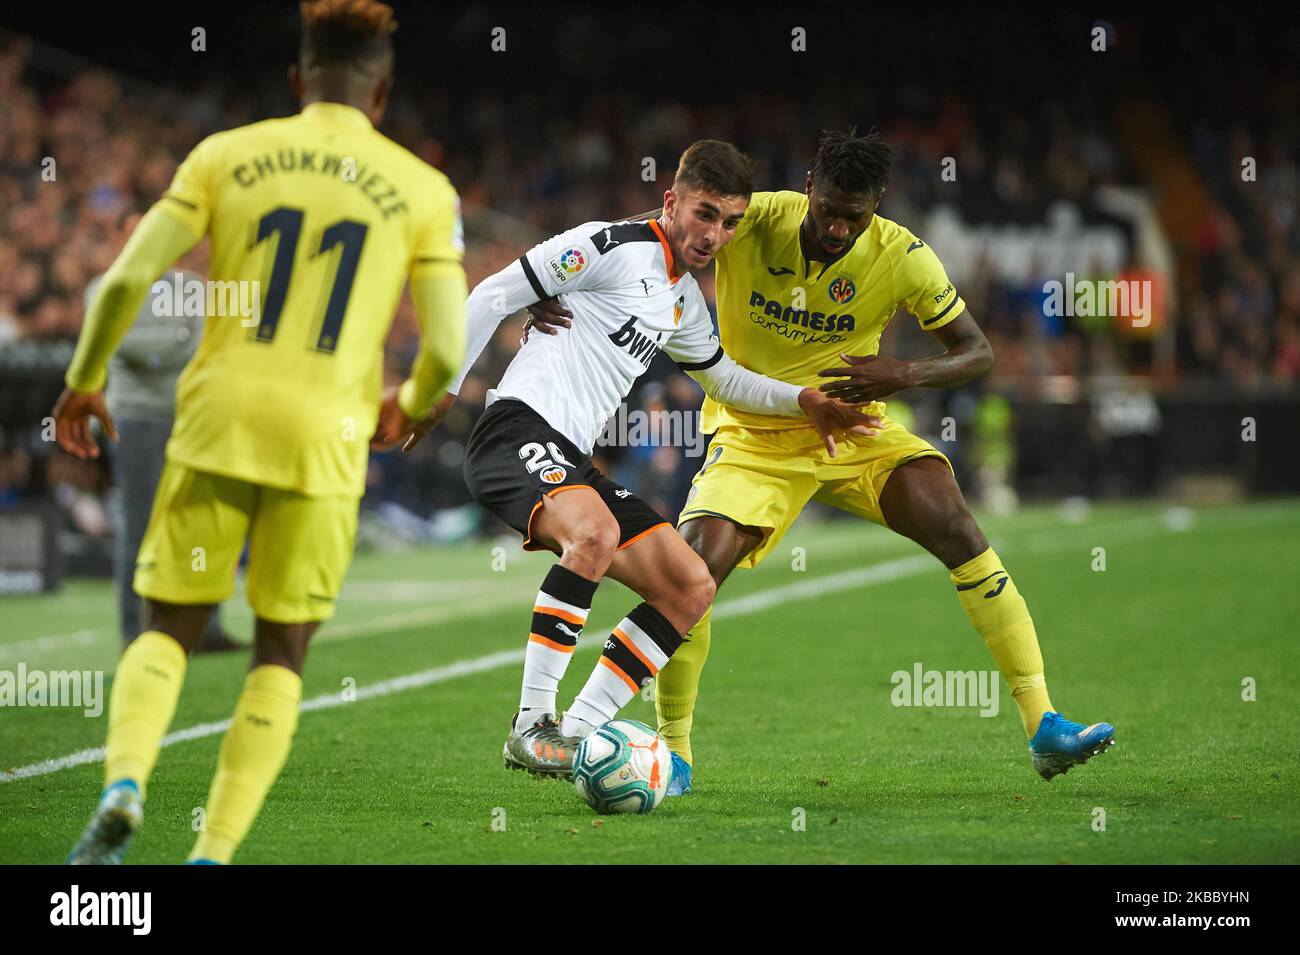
[300,0,397,68]
[811,128,893,196]
[673,140,755,199]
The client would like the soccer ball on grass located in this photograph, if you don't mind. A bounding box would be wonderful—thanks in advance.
[572,719,671,814]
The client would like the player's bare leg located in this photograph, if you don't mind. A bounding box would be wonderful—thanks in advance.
[507,491,715,780]
[604,521,717,638]
[247,618,319,676]
[679,515,763,591]
[560,521,714,735]
[186,618,317,863]
[503,487,618,777]
[652,515,762,793]
[878,456,1114,779]
[876,456,988,569]
[67,599,214,864]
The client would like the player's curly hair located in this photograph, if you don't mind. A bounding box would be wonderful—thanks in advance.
[300,0,397,66]
[811,127,893,196]
[673,140,755,199]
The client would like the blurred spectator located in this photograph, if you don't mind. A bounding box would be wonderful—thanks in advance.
[87,212,238,651]
[1,15,1296,534]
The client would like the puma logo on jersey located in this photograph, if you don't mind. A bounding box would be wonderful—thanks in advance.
[555,622,583,638]
[640,278,653,295]
[607,315,661,368]
[767,265,796,276]
[597,228,621,252]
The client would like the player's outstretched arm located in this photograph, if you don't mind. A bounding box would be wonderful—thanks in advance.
[522,207,662,338]
[374,270,469,450]
[818,312,994,403]
[667,286,881,455]
[686,353,882,457]
[397,258,539,452]
[397,271,469,417]
[55,205,201,459]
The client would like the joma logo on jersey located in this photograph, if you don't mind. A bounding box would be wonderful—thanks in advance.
[828,276,856,304]
[749,290,856,332]
[608,315,662,368]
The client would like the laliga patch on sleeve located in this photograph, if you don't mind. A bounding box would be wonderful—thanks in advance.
[546,247,587,284]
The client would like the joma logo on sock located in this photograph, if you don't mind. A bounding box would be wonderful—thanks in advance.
[49,885,151,935]
[890,663,1000,717]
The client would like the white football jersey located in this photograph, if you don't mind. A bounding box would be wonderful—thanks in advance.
[452,218,803,453]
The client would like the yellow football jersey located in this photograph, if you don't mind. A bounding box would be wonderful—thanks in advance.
[158,101,463,497]
[702,190,965,433]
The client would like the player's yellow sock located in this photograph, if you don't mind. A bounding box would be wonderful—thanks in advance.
[951,548,1054,737]
[655,605,712,764]
[104,630,189,797]
[188,664,301,864]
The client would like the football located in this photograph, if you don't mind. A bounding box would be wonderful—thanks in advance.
[572,719,672,815]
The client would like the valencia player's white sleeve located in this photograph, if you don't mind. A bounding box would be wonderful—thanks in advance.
[447,259,538,396]
[517,222,612,299]
[449,222,622,395]
[665,287,804,417]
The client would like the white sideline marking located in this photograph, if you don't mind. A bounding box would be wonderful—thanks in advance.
[8,504,1286,659]
[0,580,540,660]
[8,502,1289,785]
[0,648,527,785]
[1,553,939,784]
[0,630,98,663]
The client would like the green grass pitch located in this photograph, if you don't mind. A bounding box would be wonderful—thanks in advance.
[2,499,1298,863]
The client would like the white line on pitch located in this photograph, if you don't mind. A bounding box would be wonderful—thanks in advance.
[0,630,98,663]
[1,552,942,784]
[11,502,1289,785]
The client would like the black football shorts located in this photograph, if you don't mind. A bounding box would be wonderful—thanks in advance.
[463,399,670,552]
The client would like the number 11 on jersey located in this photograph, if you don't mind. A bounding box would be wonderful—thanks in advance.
[251,205,369,354]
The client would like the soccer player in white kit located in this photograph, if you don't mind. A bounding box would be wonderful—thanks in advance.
[407,141,879,778]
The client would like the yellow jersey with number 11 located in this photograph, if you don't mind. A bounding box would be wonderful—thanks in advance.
[159,101,464,497]
[702,190,965,434]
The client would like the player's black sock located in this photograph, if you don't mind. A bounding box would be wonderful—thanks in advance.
[563,603,683,732]
[518,564,599,717]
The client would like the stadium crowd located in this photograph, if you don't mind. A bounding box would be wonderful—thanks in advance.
[1,27,1297,540]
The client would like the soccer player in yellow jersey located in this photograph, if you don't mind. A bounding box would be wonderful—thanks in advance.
[529,129,1115,793]
[57,0,466,863]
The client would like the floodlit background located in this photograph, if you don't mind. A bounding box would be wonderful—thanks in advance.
[1,6,1297,585]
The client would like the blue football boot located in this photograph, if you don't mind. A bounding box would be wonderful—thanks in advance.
[66,780,143,864]
[1029,711,1116,780]
[665,752,693,796]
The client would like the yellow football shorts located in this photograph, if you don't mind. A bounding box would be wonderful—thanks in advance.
[134,461,359,623]
[678,417,951,568]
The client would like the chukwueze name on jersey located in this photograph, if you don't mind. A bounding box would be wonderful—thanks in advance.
[226,146,410,220]
[153,102,463,498]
